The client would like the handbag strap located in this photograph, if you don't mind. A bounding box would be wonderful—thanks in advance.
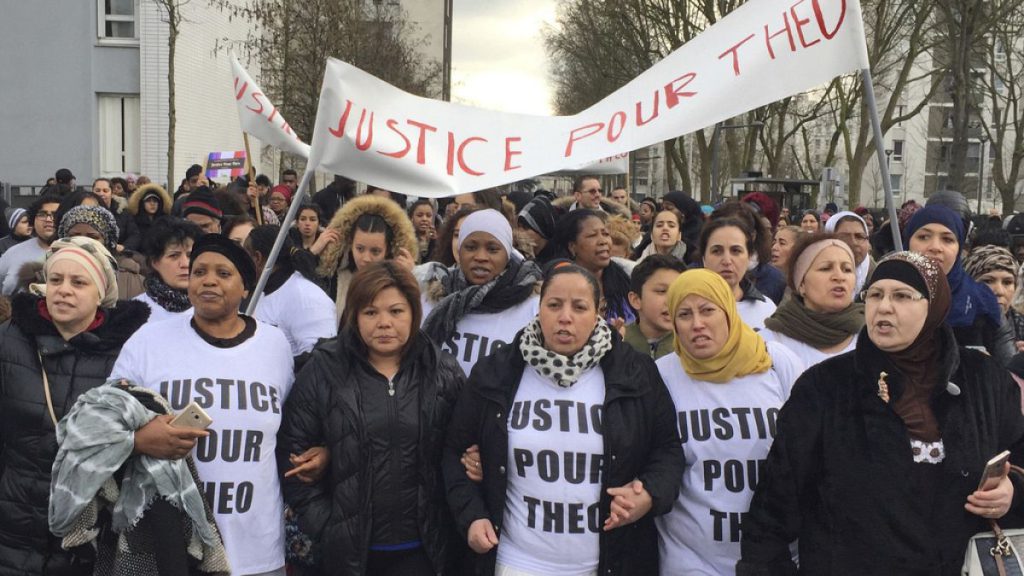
[989,519,1013,576]
[38,351,58,428]
[979,463,1024,576]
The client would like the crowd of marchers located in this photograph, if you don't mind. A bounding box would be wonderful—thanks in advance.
[0,166,1023,576]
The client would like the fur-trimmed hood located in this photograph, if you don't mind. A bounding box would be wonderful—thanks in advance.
[552,195,632,218]
[9,292,150,351]
[127,183,173,216]
[317,194,418,278]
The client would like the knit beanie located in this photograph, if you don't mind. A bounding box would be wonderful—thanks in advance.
[189,233,257,291]
[6,208,26,232]
[182,187,223,220]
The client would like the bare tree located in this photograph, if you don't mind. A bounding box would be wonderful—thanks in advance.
[788,0,944,206]
[931,0,1024,193]
[982,6,1024,214]
[545,0,941,205]
[545,0,728,199]
[152,0,189,191]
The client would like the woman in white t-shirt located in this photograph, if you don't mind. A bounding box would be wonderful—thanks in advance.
[655,268,802,575]
[699,218,776,331]
[421,209,543,376]
[245,224,337,358]
[761,234,864,370]
[133,218,201,323]
[113,234,294,576]
[444,264,683,576]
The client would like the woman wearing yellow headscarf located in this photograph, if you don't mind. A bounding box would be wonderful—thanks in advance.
[653,268,804,575]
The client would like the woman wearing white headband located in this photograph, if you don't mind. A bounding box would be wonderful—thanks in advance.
[420,209,543,376]
[761,233,864,369]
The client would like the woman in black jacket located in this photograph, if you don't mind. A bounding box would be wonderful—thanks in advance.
[738,251,1024,576]
[277,261,466,576]
[443,264,683,576]
[0,237,149,575]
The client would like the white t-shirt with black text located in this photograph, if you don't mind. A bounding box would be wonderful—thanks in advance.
[497,364,605,576]
[111,314,295,576]
[422,296,538,376]
[654,342,803,575]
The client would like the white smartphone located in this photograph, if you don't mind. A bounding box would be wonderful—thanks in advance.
[170,401,213,430]
[978,450,1012,491]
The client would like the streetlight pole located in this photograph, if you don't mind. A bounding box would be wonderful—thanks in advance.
[978,136,988,215]
[710,121,764,203]
[883,149,893,210]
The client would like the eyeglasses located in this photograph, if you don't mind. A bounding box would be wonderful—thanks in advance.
[860,288,925,304]
[36,211,56,221]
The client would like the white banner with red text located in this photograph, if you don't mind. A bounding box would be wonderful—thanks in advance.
[231,55,312,159]
[307,0,869,198]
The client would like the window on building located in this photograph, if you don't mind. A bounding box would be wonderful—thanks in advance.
[995,38,1007,62]
[890,174,902,194]
[98,0,136,40]
[966,141,982,173]
[939,143,951,164]
[895,104,906,126]
[98,95,140,175]
[892,139,904,163]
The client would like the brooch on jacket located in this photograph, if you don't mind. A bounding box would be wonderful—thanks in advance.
[877,371,890,403]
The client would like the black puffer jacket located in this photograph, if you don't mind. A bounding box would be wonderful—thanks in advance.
[0,293,148,576]
[738,325,1024,576]
[278,330,466,576]
[443,330,683,576]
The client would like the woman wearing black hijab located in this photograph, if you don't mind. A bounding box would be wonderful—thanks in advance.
[739,251,1024,575]
[516,195,561,266]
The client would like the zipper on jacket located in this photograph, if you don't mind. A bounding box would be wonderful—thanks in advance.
[386,375,401,543]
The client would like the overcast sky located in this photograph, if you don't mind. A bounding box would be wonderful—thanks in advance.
[451,1,557,115]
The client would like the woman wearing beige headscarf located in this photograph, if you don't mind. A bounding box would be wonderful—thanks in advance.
[0,237,149,575]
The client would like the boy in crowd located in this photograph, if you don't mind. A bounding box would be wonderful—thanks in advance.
[624,253,686,359]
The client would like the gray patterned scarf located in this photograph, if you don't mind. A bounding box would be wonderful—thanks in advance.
[518,317,613,388]
[49,382,218,547]
[422,255,542,344]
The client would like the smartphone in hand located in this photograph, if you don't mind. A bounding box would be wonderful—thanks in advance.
[170,402,213,430]
[979,450,1012,491]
